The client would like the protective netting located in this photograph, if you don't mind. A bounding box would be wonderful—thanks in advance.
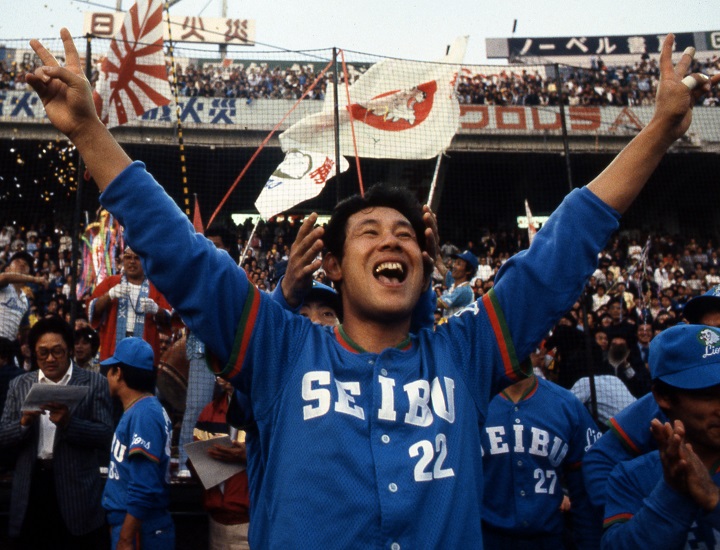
[1,33,720,426]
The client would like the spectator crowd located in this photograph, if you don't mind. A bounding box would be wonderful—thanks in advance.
[2,49,719,106]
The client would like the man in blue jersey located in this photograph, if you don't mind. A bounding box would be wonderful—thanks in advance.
[602,323,720,548]
[101,338,174,550]
[26,29,719,549]
[481,371,602,549]
[583,284,720,509]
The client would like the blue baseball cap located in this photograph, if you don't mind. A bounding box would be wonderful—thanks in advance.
[451,250,479,277]
[650,324,720,389]
[100,337,155,371]
[682,284,720,324]
[305,281,340,313]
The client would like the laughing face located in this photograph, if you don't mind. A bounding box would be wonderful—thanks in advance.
[325,206,426,325]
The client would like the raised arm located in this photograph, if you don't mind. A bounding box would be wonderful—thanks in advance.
[26,28,131,189]
[586,35,720,213]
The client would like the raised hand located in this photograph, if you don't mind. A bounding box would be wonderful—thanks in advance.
[421,204,445,282]
[653,34,720,142]
[281,213,325,308]
[26,28,99,143]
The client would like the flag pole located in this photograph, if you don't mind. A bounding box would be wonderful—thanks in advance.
[332,48,342,203]
[70,33,94,328]
[427,48,462,210]
[240,221,260,266]
[164,0,192,216]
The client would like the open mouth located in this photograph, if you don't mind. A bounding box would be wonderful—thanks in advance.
[374,261,407,284]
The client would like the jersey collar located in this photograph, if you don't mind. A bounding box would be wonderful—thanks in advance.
[334,325,412,354]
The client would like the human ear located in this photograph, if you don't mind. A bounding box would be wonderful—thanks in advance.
[323,254,342,283]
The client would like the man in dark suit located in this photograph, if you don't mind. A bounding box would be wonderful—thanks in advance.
[0,316,113,549]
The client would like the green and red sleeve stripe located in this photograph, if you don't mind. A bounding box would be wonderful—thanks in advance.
[483,290,524,381]
[608,418,642,456]
[128,447,160,463]
[210,285,261,380]
[603,513,633,529]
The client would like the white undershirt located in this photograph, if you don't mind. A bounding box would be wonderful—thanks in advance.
[37,363,73,459]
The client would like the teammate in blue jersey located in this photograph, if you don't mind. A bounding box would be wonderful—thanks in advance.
[602,323,720,549]
[583,284,720,509]
[101,338,174,549]
[481,372,602,549]
[26,29,719,549]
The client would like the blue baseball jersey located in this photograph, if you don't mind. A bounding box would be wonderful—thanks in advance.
[583,393,666,507]
[100,162,619,549]
[481,376,602,548]
[103,395,173,522]
[440,273,474,318]
[603,451,720,549]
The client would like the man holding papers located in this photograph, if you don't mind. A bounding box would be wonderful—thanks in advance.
[0,316,113,549]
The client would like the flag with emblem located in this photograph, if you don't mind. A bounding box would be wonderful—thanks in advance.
[92,0,172,128]
[254,150,350,219]
[279,36,468,160]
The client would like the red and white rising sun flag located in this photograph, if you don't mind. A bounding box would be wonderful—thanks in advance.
[279,36,468,160]
[93,0,172,128]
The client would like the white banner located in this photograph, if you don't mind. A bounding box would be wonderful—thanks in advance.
[84,12,255,45]
[279,37,468,159]
[254,150,350,219]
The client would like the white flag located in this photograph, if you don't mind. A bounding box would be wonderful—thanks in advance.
[280,37,468,160]
[525,199,537,245]
[254,150,350,219]
[92,0,172,128]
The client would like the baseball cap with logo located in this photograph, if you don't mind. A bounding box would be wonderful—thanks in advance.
[650,323,720,389]
[100,337,155,371]
[451,250,479,277]
[682,284,720,324]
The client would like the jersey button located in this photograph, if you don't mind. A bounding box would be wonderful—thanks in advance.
[520,490,526,497]
[514,406,519,412]
[514,418,521,424]
[389,483,398,493]
[391,543,401,550]
[369,360,375,365]
[381,434,390,444]
[517,460,523,467]
[380,368,388,376]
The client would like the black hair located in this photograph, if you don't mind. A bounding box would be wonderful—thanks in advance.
[324,183,427,264]
[74,327,100,355]
[9,251,35,276]
[110,363,157,393]
[29,316,73,357]
[206,224,240,263]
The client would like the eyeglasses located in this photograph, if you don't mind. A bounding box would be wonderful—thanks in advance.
[36,345,68,360]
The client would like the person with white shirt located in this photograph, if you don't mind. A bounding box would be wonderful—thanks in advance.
[0,316,113,549]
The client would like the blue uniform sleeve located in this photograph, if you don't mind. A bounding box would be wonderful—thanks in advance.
[583,394,663,508]
[492,187,619,364]
[565,396,603,550]
[410,285,436,333]
[124,408,169,520]
[602,455,699,549]
[268,276,300,314]
[100,162,248,364]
